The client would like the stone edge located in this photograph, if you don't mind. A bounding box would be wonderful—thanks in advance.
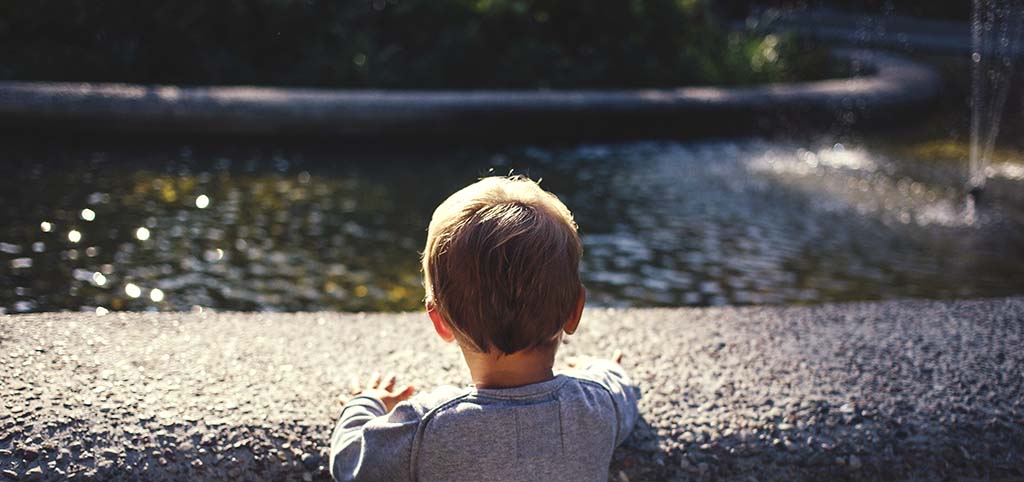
[0,49,942,138]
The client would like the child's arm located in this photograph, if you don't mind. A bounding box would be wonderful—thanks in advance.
[330,375,419,482]
[567,351,641,446]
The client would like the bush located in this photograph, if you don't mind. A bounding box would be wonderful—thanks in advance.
[0,0,828,88]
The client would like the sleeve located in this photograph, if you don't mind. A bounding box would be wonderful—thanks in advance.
[329,395,421,482]
[580,359,641,446]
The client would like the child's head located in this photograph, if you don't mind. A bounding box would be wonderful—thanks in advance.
[422,176,583,355]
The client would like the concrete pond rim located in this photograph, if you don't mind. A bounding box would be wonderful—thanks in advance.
[0,48,942,140]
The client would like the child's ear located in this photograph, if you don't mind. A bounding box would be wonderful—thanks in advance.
[427,302,456,343]
[563,286,586,335]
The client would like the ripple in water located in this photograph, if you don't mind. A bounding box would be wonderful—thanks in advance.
[1,139,1022,313]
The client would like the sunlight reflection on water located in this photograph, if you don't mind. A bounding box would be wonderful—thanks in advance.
[1,139,1022,314]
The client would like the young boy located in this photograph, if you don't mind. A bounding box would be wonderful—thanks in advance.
[330,176,639,482]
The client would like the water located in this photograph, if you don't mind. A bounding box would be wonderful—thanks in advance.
[2,138,1023,314]
[970,0,1024,191]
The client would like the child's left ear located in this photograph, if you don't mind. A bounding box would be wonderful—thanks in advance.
[563,286,586,335]
[427,302,456,343]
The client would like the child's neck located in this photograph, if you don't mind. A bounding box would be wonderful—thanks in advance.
[461,344,557,389]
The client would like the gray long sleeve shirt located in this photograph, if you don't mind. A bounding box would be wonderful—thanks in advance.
[330,360,640,482]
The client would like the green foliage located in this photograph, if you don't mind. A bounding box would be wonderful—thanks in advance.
[0,0,827,88]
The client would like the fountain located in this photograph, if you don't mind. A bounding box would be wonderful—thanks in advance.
[969,0,1024,203]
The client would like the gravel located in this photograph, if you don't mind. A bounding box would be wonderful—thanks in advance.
[1,298,1023,481]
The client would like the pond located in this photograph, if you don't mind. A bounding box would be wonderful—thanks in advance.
[2,135,1022,314]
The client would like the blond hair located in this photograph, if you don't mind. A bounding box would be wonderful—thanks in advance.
[422,176,583,354]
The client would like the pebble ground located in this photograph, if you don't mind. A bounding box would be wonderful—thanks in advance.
[2,298,1023,481]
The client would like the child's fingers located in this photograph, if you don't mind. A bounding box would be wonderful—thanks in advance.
[369,372,382,389]
[394,385,416,400]
[348,376,362,395]
[612,349,624,364]
[383,373,397,392]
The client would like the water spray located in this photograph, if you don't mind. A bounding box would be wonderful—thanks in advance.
[968,0,1024,204]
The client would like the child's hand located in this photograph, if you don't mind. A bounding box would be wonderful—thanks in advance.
[564,349,624,369]
[345,373,416,412]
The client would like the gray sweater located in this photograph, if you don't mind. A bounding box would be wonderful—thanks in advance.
[330,360,640,482]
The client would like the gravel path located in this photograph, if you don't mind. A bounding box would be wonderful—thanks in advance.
[2,298,1023,481]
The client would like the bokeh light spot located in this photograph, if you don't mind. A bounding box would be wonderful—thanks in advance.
[125,283,142,298]
[195,194,210,209]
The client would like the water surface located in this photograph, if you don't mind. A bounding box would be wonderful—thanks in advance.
[2,138,1022,313]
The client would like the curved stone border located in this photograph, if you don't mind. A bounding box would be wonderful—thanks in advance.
[0,48,940,138]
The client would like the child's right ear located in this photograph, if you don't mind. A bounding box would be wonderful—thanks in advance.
[427,302,456,343]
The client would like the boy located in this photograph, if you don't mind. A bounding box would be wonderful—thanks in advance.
[330,176,639,482]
